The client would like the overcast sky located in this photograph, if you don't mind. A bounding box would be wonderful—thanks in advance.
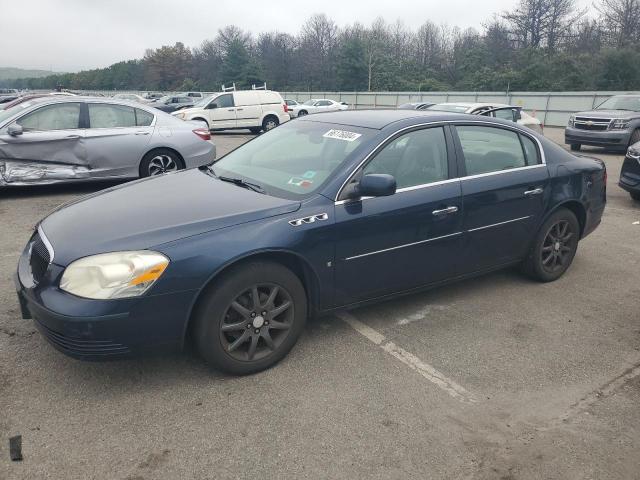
[1,0,594,72]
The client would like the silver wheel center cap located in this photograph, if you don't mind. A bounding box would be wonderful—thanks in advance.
[252,316,265,328]
[554,242,561,251]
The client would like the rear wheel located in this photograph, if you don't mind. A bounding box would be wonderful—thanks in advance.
[297,110,308,117]
[193,261,307,375]
[522,209,580,282]
[570,144,581,151]
[139,149,184,177]
[262,116,279,132]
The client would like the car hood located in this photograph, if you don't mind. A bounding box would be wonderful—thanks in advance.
[574,109,640,119]
[41,168,301,266]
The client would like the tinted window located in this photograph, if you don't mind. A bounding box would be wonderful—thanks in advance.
[135,108,154,126]
[363,127,449,189]
[18,103,81,131]
[520,135,540,165]
[493,109,516,121]
[215,94,234,108]
[88,103,136,128]
[456,126,526,175]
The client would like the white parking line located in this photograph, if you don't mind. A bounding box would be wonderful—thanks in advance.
[338,312,476,404]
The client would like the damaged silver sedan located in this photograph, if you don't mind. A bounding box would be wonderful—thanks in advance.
[0,97,215,186]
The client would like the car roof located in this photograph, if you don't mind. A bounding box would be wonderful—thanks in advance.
[9,95,151,108]
[297,109,488,130]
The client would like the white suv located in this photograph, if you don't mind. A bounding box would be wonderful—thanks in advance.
[172,90,290,133]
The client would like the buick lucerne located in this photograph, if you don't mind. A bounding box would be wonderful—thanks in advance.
[15,110,606,374]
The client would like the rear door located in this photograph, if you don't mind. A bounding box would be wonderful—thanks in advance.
[453,123,549,272]
[0,102,87,183]
[206,94,236,129]
[234,91,262,128]
[83,102,154,178]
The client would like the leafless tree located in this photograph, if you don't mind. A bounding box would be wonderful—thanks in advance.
[596,0,640,46]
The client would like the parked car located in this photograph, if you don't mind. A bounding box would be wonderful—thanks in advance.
[112,93,151,104]
[0,88,19,95]
[0,96,215,186]
[152,95,197,113]
[619,142,640,200]
[2,92,76,110]
[14,110,606,374]
[292,99,348,117]
[398,102,435,110]
[427,102,543,133]
[184,91,204,99]
[172,89,289,133]
[565,94,640,151]
[144,92,164,101]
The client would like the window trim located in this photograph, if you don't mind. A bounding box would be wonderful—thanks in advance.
[334,120,546,204]
[15,102,83,132]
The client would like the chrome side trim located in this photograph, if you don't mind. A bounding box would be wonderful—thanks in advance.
[289,213,329,226]
[467,216,531,233]
[344,232,463,261]
[37,225,54,264]
[334,119,547,202]
[461,164,546,181]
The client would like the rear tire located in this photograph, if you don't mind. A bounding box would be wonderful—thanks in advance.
[522,208,580,282]
[297,110,308,117]
[262,116,279,132]
[193,261,307,375]
[570,144,581,151]
[629,129,640,147]
[139,149,184,178]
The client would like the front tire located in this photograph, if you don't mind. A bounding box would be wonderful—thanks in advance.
[570,144,581,151]
[139,149,184,177]
[297,110,308,117]
[522,209,580,282]
[193,261,307,375]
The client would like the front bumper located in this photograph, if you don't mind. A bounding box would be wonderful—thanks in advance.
[565,127,631,148]
[15,247,196,360]
[619,156,640,194]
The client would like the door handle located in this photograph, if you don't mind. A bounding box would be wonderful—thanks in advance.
[524,187,544,196]
[432,206,459,216]
[65,134,81,139]
[236,108,244,112]
[135,131,150,135]
[227,109,235,112]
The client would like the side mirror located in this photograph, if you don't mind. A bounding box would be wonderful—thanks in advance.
[346,174,396,199]
[7,124,23,136]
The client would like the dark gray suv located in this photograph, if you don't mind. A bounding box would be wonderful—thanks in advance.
[565,95,640,151]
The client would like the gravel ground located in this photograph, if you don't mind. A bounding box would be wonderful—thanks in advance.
[0,126,639,480]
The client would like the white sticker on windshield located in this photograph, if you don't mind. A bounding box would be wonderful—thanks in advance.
[323,129,362,142]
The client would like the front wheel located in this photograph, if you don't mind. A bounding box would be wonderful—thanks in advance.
[297,110,308,117]
[522,209,580,282]
[193,261,307,375]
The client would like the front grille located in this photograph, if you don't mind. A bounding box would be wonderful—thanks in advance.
[35,319,130,356]
[574,117,611,131]
[29,232,51,284]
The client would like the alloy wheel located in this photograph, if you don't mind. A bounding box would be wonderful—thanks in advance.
[219,284,294,362]
[264,120,277,131]
[148,155,178,176]
[541,220,575,273]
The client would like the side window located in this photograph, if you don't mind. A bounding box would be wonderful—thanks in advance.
[456,126,526,176]
[17,103,81,131]
[520,134,541,165]
[88,104,136,128]
[179,97,191,103]
[363,127,449,189]
[493,109,516,122]
[216,94,234,108]
[135,108,154,127]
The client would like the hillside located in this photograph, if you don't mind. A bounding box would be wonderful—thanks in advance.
[0,67,65,80]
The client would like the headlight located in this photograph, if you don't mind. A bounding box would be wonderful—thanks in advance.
[628,148,640,161]
[611,119,631,130]
[60,251,169,300]
[174,112,186,119]
[567,115,575,127]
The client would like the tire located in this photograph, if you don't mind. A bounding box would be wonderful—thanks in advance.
[570,144,581,151]
[249,127,261,134]
[522,208,580,282]
[193,261,307,375]
[139,149,184,178]
[262,116,279,132]
[629,129,640,147]
[631,192,640,201]
[297,110,308,117]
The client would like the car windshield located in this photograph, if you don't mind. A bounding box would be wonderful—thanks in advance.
[427,104,470,113]
[194,95,214,107]
[210,120,373,200]
[303,100,316,106]
[596,96,640,111]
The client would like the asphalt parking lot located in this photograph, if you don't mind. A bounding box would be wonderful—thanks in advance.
[1,127,639,480]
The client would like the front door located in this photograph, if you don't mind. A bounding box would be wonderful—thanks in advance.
[333,126,463,305]
[206,93,236,129]
[0,102,86,184]
[453,124,549,272]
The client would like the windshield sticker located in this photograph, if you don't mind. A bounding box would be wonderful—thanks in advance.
[288,177,314,188]
[302,170,317,179]
[323,129,362,142]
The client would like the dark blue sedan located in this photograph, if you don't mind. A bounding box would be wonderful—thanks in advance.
[15,110,607,374]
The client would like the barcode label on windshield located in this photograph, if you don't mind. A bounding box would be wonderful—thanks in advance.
[323,129,361,142]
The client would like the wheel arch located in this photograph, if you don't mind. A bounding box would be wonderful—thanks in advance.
[545,200,587,238]
[181,249,321,347]
[139,147,185,177]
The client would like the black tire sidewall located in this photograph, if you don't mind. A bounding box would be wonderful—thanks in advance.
[525,209,580,282]
[262,116,278,131]
[194,261,307,375]
[139,149,183,178]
